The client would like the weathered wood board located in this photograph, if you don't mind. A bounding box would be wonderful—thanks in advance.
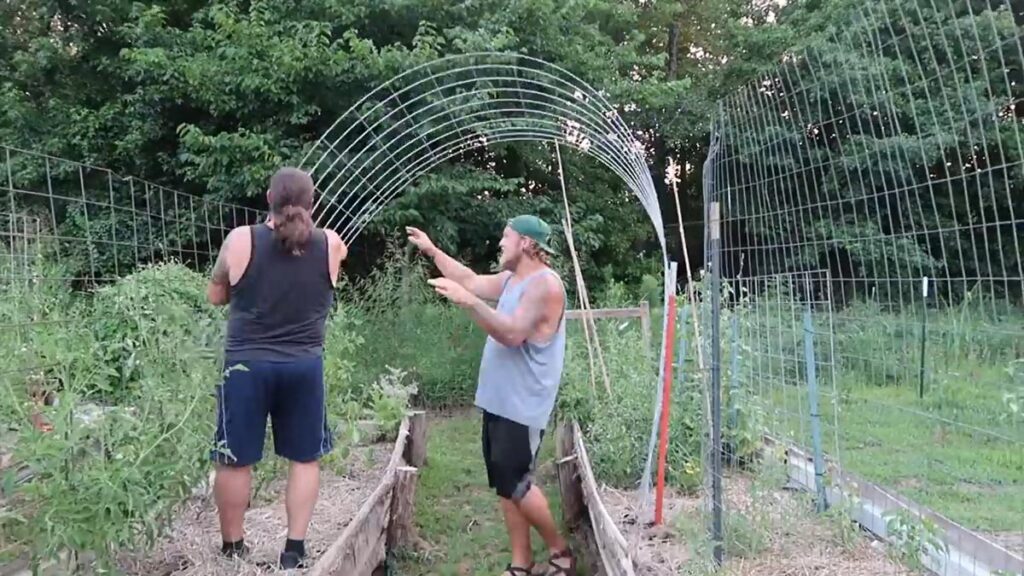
[555,421,636,576]
[309,412,427,576]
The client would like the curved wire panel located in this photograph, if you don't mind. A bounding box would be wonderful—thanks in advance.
[297,51,665,254]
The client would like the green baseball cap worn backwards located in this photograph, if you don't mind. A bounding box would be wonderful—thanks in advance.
[507,214,555,254]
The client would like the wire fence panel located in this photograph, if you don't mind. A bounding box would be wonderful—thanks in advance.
[0,144,262,570]
[703,0,1024,573]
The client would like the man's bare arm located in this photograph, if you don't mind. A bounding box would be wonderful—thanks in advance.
[463,276,556,347]
[428,247,508,301]
[207,228,241,306]
[207,246,231,306]
[325,229,348,286]
[407,226,507,301]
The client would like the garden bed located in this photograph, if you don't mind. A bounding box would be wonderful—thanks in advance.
[2,408,425,576]
[118,442,393,576]
[599,474,914,576]
[557,422,918,576]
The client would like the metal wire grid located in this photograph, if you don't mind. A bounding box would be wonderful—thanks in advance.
[703,0,1024,571]
[0,144,263,401]
[297,51,666,255]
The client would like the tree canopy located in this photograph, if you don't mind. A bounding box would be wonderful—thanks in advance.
[2,0,1018,304]
[0,0,788,289]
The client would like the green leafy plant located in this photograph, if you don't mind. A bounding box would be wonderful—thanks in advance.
[369,366,420,438]
[883,509,948,571]
[823,482,864,550]
[0,261,381,571]
[1,263,221,571]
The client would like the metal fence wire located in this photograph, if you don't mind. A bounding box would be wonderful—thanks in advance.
[701,0,1024,574]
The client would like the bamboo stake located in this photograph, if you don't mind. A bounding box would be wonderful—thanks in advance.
[667,157,712,448]
[556,143,611,395]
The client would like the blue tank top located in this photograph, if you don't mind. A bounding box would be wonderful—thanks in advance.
[224,224,334,363]
[475,268,567,430]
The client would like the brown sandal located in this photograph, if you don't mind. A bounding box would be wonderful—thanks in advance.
[503,564,533,576]
[536,549,576,576]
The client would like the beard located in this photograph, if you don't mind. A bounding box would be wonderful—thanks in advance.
[499,251,520,271]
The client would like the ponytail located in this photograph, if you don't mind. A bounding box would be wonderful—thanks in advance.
[274,205,314,254]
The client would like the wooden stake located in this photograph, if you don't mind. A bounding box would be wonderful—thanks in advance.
[404,410,427,468]
[386,466,419,552]
[667,157,712,450]
[556,422,585,531]
[555,143,611,395]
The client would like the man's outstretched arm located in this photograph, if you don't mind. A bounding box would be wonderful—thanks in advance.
[407,226,508,301]
[429,275,556,347]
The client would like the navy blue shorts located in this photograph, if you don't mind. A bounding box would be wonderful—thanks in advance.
[210,355,333,467]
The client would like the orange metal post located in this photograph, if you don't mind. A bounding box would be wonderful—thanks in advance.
[654,291,678,525]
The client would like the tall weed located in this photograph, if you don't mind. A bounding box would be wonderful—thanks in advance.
[0,260,409,569]
[341,245,483,408]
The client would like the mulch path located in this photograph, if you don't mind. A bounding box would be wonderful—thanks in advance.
[118,443,391,576]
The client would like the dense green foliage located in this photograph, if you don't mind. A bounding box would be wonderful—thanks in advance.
[0,260,414,569]
[0,0,795,291]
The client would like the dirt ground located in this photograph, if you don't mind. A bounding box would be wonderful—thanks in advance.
[118,442,391,576]
[599,472,919,576]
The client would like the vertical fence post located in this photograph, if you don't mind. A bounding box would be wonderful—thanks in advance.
[919,276,928,400]
[654,262,679,525]
[803,303,828,513]
[726,311,741,467]
[641,262,677,518]
[709,201,724,565]
[640,300,652,354]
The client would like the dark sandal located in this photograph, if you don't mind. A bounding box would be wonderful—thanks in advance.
[538,549,576,576]
[503,564,533,576]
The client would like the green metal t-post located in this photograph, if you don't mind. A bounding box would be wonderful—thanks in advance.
[803,304,828,513]
[919,276,929,400]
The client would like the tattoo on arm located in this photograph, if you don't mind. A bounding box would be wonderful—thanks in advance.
[211,246,230,285]
[467,277,554,346]
[515,282,551,332]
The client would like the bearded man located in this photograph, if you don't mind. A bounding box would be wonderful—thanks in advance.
[407,215,576,576]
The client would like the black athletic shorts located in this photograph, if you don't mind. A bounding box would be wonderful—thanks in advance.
[481,410,545,501]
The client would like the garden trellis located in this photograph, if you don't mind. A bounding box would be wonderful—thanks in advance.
[702,0,1024,573]
[296,51,679,516]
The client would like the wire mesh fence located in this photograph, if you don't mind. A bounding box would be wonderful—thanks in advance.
[0,144,263,570]
[298,51,663,253]
[702,0,1024,573]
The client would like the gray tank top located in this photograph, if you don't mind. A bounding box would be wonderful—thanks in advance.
[475,268,566,430]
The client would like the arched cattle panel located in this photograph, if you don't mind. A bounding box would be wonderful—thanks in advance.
[297,52,665,257]
[297,51,673,503]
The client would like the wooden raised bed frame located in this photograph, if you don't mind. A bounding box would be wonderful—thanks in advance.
[555,421,636,576]
[309,409,428,576]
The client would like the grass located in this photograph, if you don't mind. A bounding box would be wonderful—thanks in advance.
[391,410,591,576]
[744,302,1024,535]
[766,379,1024,534]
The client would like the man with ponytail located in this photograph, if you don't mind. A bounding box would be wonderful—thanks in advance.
[205,167,347,569]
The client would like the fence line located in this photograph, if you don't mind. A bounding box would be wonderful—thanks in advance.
[0,144,264,571]
[701,0,1024,572]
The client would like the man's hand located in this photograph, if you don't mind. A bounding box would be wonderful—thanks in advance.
[406,226,437,257]
[428,277,477,308]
